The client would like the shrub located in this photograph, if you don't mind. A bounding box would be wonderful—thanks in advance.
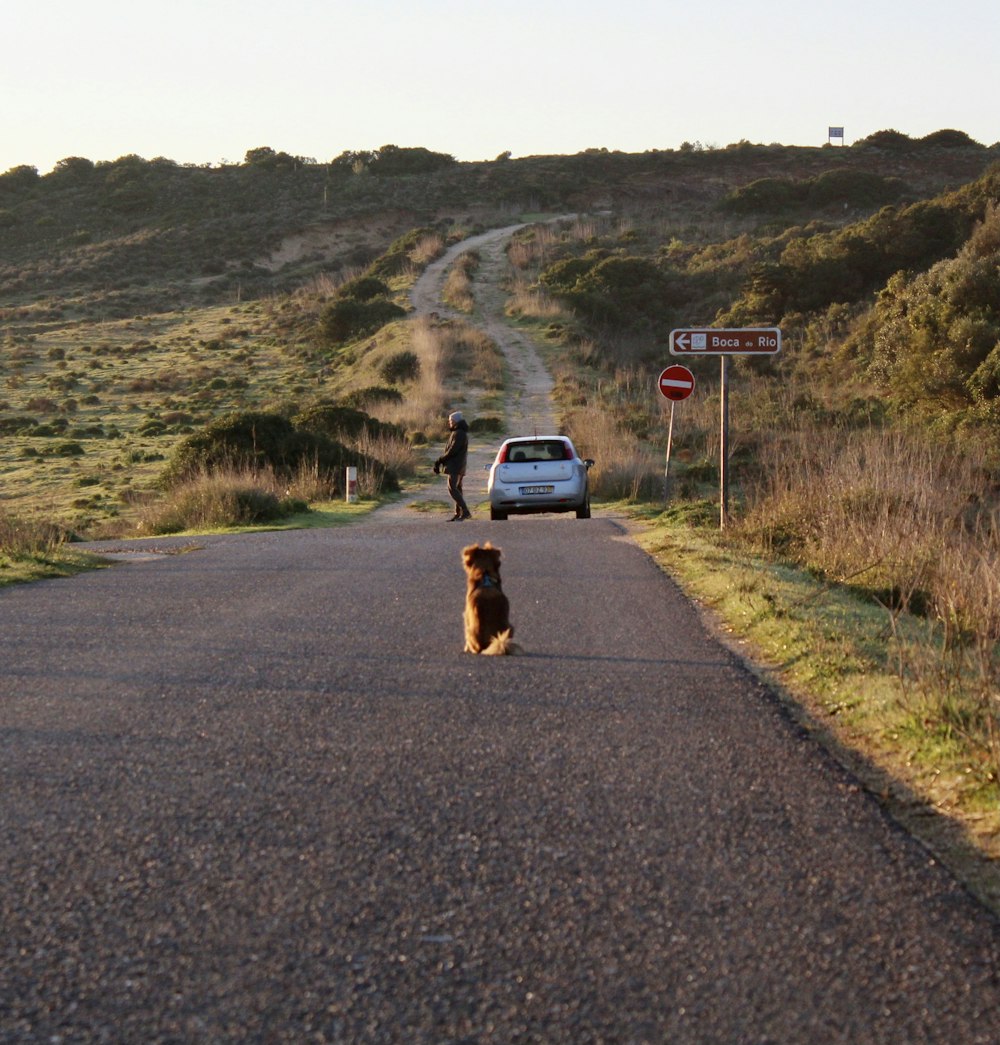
[46,441,85,457]
[0,512,63,556]
[139,466,293,534]
[721,177,801,213]
[379,350,420,383]
[337,275,392,301]
[320,298,406,344]
[469,416,503,433]
[365,227,440,279]
[340,386,405,410]
[0,415,36,434]
[293,400,403,442]
[161,410,399,492]
[854,129,915,151]
[920,129,983,149]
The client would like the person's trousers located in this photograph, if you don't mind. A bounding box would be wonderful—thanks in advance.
[447,471,470,516]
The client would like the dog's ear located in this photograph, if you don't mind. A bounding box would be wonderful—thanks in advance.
[487,547,502,569]
[462,543,480,567]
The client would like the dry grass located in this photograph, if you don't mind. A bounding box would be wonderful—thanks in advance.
[374,316,505,435]
[441,252,479,312]
[736,424,1000,775]
[505,279,566,320]
[136,463,319,535]
[0,512,64,557]
[348,430,418,480]
[563,405,660,500]
[374,317,451,434]
[409,233,445,268]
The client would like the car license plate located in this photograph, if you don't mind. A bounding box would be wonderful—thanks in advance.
[520,485,554,495]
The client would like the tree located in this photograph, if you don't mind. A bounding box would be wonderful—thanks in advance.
[47,156,95,183]
[244,146,298,170]
[0,164,39,191]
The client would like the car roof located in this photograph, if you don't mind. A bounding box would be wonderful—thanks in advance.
[502,435,570,443]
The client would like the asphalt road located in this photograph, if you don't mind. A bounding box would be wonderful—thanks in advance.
[2,511,999,1043]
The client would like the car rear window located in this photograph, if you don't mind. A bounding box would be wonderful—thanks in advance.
[505,440,570,463]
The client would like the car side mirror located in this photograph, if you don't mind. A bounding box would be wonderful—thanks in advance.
[584,459,595,469]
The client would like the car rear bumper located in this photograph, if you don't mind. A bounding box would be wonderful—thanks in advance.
[492,499,584,514]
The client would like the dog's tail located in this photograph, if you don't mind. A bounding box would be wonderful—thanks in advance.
[481,628,523,656]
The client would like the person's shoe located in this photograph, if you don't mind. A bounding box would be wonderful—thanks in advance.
[449,513,463,521]
[460,511,472,520]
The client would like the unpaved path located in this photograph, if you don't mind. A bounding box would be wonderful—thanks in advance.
[410,223,558,437]
[384,221,568,520]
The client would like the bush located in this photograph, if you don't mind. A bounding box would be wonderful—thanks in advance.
[365,227,440,279]
[340,386,405,410]
[469,416,504,434]
[293,400,403,442]
[140,467,295,534]
[854,129,915,151]
[320,297,406,344]
[161,410,399,492]
[721,177,801,213]
[337,275,392,301]
[920,129,983,149]
[379,350,420,383]
[0,415,37,434]
[0,512,64,556]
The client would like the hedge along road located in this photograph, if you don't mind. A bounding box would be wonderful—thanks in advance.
[3,226,1000,1043]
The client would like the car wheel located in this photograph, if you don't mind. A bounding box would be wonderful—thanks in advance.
[576,497,591,519]
[490,508,508,521]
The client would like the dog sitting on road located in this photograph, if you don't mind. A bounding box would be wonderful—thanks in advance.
[462,542,521,655]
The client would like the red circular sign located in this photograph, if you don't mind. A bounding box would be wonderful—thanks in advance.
[657,364,695,401]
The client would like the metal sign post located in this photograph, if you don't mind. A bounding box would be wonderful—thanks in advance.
[719,356,730,527]
[656,365,695,501]
[669,328,781,528]
[664,400,676,500]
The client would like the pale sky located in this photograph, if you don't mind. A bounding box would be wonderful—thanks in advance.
[3,0,999,175]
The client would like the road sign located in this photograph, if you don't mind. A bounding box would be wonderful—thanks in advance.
[670,328,781,355]
[657,364,695,401]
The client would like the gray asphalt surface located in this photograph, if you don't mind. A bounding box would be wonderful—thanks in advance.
[2,512,999,1043]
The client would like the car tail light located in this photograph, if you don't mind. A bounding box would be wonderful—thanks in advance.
[497,445,509,463]
[564,444,575,460]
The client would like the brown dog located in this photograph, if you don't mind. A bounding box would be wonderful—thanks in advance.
[462,542,520,655]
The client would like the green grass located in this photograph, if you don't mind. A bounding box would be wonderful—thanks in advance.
[630,507,1000,913]
[0,547,109,586]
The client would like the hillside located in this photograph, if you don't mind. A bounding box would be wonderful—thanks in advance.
[2,137,996,318]
[2,135,1000,535]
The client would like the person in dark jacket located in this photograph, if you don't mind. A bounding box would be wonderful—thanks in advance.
[434,411,471,521]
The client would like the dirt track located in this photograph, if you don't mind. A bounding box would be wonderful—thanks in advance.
[383,222,564,520]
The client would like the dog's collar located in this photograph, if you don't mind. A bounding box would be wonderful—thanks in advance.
[478,575,497,589]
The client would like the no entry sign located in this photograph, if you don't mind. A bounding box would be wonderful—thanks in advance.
[657,364,695,401]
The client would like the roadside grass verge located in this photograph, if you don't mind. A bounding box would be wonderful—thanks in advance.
[134,462,391,535]
[0,512,105,586]
[133,498,378,537]
[630,504,1000,912]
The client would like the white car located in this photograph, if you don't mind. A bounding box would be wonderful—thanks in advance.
[487,436,594,521]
